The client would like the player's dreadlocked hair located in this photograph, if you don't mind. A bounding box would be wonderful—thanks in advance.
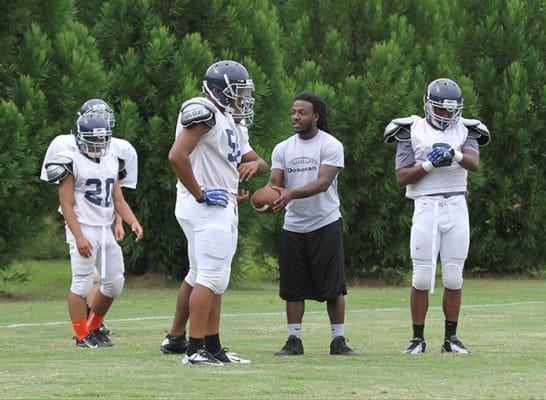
[294,91,331,134]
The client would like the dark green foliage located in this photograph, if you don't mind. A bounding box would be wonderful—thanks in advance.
[0,102,42,267]
[1,0,544,280]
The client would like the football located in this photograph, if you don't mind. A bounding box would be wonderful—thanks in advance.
[251,187,281,213]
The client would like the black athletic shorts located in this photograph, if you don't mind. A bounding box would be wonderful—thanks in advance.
[279,219,347,302]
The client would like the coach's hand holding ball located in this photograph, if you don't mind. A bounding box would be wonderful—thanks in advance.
[251,186,282,213]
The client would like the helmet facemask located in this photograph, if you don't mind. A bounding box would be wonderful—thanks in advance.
[202,60,256,127]
[424,79,464,131]
[74,113,112,158]
[204,77,255,126]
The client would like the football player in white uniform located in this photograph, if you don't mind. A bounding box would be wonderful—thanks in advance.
[40,99,138,335]
[45,113,143,348]
[166,60,267,365]
[384,78,490,354]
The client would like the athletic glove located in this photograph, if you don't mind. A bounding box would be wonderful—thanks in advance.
[426,146,452,166]
[197,188,229,207]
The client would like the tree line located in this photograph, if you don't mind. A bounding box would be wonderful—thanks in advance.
[1,0,544,281]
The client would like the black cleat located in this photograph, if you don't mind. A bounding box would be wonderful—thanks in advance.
[74,332,98,348]
[91,329,113,347]
[160,333,188,354]
[404,338,426,354]
[99,321,112,336]
[274,335,304,356]
[182,349,224,365]
[213,348,251,364]
[441,335,470,353]
[330,336,358,355]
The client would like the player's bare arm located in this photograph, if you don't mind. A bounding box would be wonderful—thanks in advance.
[396,164,429,186]
[113,212,124,241]
[168,123,210,200]
[271,164,339,212]
[238,151,268,182]
[458,148,479,172]
[58,174,93,257]
[112,182,143,241]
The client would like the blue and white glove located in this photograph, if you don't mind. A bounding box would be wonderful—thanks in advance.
[426,146,452,167]
[197,188,229,208]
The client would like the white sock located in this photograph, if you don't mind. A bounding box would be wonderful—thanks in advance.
[288,323,302,338]
[330,324,345,339]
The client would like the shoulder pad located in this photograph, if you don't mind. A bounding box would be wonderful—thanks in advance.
[384,116,417,143]
[45,151,74,183]
[461,118,490,146]
[179,98,216,128]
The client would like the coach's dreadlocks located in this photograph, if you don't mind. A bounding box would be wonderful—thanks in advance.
[294,91,331,134]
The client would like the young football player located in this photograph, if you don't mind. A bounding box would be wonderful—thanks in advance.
[45,113,143,348]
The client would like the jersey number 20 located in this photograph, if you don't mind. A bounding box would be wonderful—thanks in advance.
[85,178,115,207]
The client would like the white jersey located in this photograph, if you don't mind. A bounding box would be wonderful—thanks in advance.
[398,117,471,199]
[174,97,242,199]
[271,130,344,233]
[40,134,138,188]
[69,151,119,226]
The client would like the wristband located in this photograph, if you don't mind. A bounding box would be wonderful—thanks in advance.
[452,150,463,163]
[422,160,434,172]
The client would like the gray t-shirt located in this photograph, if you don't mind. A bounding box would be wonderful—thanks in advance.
[271,130,344,233]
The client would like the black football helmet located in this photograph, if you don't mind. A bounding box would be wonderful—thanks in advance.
[73,113,112,158]
[203,60,255,126]
[424,78,463,130]
[79,98,116,128]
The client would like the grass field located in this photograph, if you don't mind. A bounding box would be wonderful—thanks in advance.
[1,261,545,399]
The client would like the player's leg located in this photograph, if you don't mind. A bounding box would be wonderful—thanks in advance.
[275,229,306,356]
[201,227,250,364]
[161,215,196,354]
[310,219,356,355]
[86,269,100,312]
[86,269,112,335]
[172,281,192,336]
[66,225,99,348]
[405,198,437,353]
[88,229,124,347]
[181,202,236,365]
[160,280,192,354]
[440,196,470,353]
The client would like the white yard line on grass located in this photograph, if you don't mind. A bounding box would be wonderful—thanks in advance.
[1,300,544,329]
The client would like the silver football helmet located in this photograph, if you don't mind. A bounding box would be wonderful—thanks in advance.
[203,60,255,126]
[79,98,116,128]
[424,78,464,130]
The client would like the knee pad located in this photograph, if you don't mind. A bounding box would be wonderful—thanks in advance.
[195,264,231,294]
[100,275,125,298]
[442,261,464,290]
[71,273,95,298]
[412,261,432,291]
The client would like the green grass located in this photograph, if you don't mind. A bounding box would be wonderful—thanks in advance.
[1,261,545,399]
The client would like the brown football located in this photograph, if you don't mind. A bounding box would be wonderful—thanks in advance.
[251,187,281,213]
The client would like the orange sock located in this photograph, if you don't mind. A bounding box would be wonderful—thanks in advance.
[87,312,104,332]
[72,319,89,340]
